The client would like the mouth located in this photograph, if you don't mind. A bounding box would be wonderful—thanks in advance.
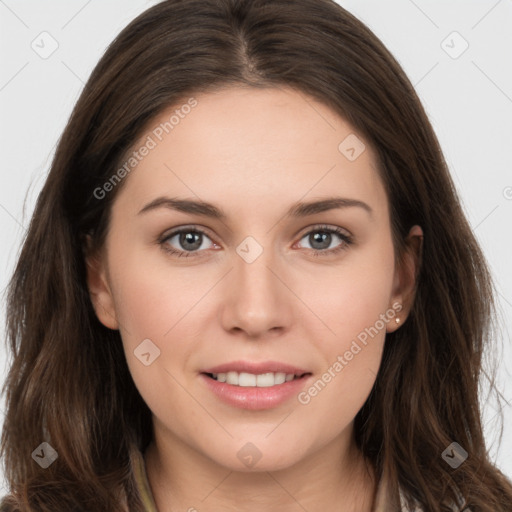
[199,360,313,409]
[199,368,313,410]
[202,371,311,388]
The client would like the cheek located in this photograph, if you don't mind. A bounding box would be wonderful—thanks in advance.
[298,241,395,415]
[109,245,213,341]
[108,252,209,431]
[314,234,395,342]
[106,247,210,389]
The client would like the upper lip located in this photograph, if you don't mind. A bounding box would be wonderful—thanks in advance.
[201,360,310,376]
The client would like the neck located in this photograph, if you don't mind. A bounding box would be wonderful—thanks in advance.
[144,421,377,512]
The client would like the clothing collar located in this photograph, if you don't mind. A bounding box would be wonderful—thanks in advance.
[132,446,158,512]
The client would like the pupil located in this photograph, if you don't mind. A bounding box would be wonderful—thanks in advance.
[180,232,202,251]
[311,231,331,250]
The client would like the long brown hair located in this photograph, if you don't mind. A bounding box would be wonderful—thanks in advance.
[1,0,511,510]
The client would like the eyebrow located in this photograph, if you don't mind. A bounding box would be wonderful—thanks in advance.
[137,196,373,219]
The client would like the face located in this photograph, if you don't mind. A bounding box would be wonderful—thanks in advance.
[86,85,419,472]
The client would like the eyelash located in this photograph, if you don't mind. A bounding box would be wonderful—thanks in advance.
[158,224,353,259]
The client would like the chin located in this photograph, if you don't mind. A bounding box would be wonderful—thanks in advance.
[208,440,307,473]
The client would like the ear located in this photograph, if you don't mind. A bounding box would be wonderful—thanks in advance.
[386,225,423,333]
[83,234,119,330]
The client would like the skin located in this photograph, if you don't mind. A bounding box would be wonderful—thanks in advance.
[86,85,423,511]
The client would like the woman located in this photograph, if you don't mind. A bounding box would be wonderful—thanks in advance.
[1,0,511,510]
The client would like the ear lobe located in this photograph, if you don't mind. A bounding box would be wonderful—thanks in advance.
[387,225,423,333]
[83,234,119,330]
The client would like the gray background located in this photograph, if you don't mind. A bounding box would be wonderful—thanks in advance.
[0,0,511,494]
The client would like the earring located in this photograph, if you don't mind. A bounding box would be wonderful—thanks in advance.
[395,318,400,324]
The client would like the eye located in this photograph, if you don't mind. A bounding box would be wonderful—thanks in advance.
[158,224,353,259]
[159,227,217,258]
[295,225,353,256]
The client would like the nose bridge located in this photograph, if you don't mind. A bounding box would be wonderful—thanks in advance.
[220,235,292,336]
[236,241,277,294]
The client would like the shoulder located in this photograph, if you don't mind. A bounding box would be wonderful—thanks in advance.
[374,467,466,511]
[0,495,21,512]
[0,497,85,512]
[398,484,468,511]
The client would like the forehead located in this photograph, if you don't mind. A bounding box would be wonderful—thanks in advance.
[114,86,386,219]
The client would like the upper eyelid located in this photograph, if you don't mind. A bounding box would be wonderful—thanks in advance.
[161,224,352,246]
[160,224,216,242]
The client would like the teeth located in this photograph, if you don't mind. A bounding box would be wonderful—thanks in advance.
[238,372,256,386]
[210,371,300,387]
[226,371,239,385]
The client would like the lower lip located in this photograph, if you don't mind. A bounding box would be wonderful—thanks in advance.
[200,373,312,410]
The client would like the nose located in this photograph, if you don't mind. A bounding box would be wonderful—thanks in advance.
[219,244,293,339]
